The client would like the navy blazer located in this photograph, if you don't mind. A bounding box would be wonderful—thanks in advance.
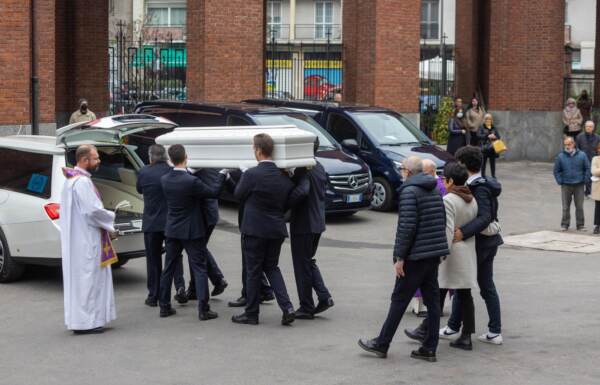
[234,162,295,239]
[161,169,225,240]
[193,168,220,227]
[290,163,327,235]
[136,162,172,233]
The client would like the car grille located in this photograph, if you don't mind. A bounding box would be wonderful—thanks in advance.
[329,173,370,193]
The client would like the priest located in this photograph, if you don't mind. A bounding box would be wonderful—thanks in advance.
[60,144,118,335]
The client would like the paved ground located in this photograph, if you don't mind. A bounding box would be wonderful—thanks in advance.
[1,161,599,385]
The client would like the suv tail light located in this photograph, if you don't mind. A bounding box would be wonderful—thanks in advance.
[44,203,60,220]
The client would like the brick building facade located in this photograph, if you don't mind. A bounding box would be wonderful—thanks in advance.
[0,0,570,160]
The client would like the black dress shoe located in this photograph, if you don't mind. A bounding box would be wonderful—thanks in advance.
[281,310,295,326]
[295,309,314,320]
[174,287,188,304]
[261,292,275,302]
[211,279,228,296]
[357,338,388,358]
[314,297,334,315]
[410,347,437,362]
[232,313,259,325]
[73,327,104,335]
[145,297,158,307]
[404,324,426,343]
[199,309,219,321]
[450,333,473,351]
[160,307,176,318]
[228,296,247,307]
[186,288,197,301]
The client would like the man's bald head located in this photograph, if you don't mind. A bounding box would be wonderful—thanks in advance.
[422,159,437,176]
[76,144,100,172]
[404,156,423,177]
[75,144,96,162]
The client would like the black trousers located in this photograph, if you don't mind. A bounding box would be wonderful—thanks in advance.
[187,226,225,291]
[595,201,600,226]
[243,235,293,317]
[144,232,184,301]
[240,236,273,299]
[482,154,497,178]
[160,237,210,312]
[419,288,475,334]
[377,258,441,352]
[290,233,331,313]
[448,246,501,334]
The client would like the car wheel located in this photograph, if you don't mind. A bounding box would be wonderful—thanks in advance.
[371,177,394,212]
[0,229,25,283]
[111,257,129,269]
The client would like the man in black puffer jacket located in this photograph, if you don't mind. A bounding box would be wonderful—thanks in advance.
[359,156,449,363]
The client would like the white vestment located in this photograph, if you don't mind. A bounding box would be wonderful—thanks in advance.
[60,167,116,330]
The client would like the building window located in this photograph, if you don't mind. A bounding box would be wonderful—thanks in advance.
[315,1,334,39]
[421,0,440,40]
[267,0,282,39]
[147,6,186,27]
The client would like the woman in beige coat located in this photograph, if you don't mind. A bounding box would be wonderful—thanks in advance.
[591,143,600,234]
[466,97,486,146]
[563,97,583,138]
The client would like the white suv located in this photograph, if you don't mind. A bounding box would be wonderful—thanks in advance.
[0,114,177,282]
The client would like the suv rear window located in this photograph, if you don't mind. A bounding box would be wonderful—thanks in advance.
[0,148,53,198]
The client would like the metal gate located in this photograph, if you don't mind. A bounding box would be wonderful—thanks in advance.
[108,24,186,114]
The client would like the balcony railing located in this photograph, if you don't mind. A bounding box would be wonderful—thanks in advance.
[267,24,342,42]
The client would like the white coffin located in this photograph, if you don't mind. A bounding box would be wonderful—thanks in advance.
[155,125,317,169]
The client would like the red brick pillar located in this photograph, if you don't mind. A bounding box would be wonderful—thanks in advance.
[454,0,479,102]
[482,0,565,161]
[187,0,264,102]
[343,0,420,117]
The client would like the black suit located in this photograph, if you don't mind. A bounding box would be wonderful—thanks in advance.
[159,169,225,312]
[234,162,295,317]
[186,169,225,292]
[136,162,184,302]
[289,163,332,313]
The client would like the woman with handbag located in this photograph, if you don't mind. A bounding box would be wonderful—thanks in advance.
[591,143,600,234]
[478,113,501,178]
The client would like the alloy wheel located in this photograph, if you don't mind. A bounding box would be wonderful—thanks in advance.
[0,239,4,272]
[372,182,386,209]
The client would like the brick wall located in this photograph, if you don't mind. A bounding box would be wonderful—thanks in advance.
[187,0,264,102]
[485,0,564,111]
[343,0,420,113]
[454,0,479,102]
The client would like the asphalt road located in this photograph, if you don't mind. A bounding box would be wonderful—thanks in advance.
[1,161,599,385]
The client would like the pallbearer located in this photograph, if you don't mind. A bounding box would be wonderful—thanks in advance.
[60,145,117,334]
[290,138,334,319]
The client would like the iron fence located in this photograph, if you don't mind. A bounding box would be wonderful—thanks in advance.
[563,74,594,101]
[265,27,342,101]
[109,25,186,114]
[419,43,455,137]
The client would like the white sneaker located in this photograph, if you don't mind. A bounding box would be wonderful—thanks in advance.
[439,326,459,340]
[477,333,503,345]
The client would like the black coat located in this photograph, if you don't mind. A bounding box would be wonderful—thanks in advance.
[193,168,221,227]
[161,169,225,240]
[290,162,327,235]
[447,118,469,156]
[234,162,296,239]
[575,131,600,161]
[136,161,171,233]
[393,173,449,261]
[461,176,504,251]
[478,125,502,158]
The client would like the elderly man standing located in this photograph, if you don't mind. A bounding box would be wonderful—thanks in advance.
[554,136,591,231]
[575,121,600,197]
[60,144,117,334]
[358,156,449,362]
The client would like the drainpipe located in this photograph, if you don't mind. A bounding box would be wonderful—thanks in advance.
[30,0,39,135]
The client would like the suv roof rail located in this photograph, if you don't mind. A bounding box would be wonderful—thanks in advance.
[110,114,159,122]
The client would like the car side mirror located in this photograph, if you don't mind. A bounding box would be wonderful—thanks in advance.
[341,139,359,153]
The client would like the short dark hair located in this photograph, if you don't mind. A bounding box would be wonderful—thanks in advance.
[168,144,187,165]
[443,161,468,186]
[454,146,483,173]
[253,133,274,157]
[75,144,96,162]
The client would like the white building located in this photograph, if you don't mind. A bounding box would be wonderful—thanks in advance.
[565,0,596,71]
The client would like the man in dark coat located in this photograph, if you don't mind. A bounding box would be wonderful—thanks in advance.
[136,144,186,307]
[575,121,599,197]
[358,156,449,362]
[449,146,504,345]
[230,133,298,326]
[290,139,334,319]
[158,145,227,320]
